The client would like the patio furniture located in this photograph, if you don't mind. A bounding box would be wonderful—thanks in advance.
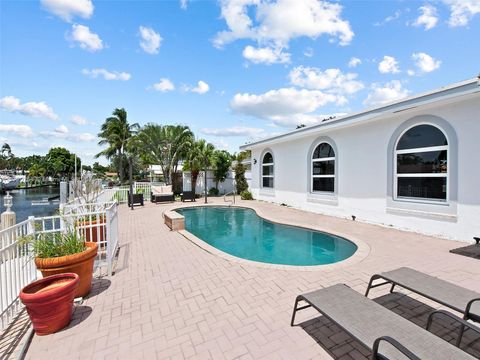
[365,267,480,323]
[151,185,175,204]
[291,284,476,360]
[451,237,480,260]
[127,191,144,207]
[181,191,196,202]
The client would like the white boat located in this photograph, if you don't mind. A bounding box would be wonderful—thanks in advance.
[0,171,21,190]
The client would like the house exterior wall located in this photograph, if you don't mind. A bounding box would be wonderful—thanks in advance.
[248,96,480,242]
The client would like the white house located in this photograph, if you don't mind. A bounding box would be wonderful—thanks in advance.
[240,77,480,242]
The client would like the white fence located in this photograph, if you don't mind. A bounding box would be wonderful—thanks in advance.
[96,182,164,204]
[0,201,119,331]
[0,219,37,330]
[183,171,235,195]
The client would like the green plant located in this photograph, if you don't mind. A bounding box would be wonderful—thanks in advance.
[240,190,253,200]
[208,187,219,196]
[29,231,87,258]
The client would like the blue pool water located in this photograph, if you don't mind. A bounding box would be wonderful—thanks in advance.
[176,207,357,266]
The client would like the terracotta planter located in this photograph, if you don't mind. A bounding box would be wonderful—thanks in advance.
[20,273,79,336]
[35,242,98,297]
[76,219,106,244]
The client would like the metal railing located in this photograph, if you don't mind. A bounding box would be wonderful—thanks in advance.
[224,191,236,205]
[0,201,119,331]
[0,218,37,330]
[95,182,164,204]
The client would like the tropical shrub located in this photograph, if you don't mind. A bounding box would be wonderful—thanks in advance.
[240,190,253,200]
[208,187,219,196]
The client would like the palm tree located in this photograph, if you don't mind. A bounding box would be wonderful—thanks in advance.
[136,124,193,186]
[96,108,139,183]
[184,139,207,194]
[195,140,215,203]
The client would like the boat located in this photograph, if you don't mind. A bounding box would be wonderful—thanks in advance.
[0,170,21,191]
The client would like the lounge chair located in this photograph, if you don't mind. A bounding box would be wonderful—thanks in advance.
[181,191,196,202]
[127,191,144,207]
[365,267,480,323]
[291,284,477,359]
[151,185,175,204]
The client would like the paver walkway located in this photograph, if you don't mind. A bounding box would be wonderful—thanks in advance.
[25,199,480,359]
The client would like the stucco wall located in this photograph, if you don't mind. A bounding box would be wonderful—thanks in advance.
[248,96,480,242]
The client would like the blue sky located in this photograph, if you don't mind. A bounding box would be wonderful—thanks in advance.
[1,0,479,165]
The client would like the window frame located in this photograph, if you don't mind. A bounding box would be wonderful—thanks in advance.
[393,123,449,204]
[261,151,274,189]
[311,141,336,194]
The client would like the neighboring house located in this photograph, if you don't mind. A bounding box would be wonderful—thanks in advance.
[240,77,480,242]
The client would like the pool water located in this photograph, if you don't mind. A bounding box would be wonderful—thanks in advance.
[176,207,357,266]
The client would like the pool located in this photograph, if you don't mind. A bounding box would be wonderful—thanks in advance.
[176,207,357,266]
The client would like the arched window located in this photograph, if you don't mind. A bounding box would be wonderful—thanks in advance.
[261,152,274,188]
[311,143,335,192]
[395,124,448,201]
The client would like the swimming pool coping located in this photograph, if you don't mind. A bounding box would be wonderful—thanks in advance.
[172,203,370,271]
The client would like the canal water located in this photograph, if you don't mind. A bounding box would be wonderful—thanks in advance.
[0,186,60,223]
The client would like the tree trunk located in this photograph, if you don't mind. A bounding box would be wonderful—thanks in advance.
[118,150,124,183]
[204,167,207,204]
[191,170,199,194]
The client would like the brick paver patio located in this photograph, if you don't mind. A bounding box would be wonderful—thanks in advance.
[24,199,479,359]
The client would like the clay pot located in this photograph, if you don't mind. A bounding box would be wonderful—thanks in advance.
[35,242,98,298]
[20,273,79,335]
[76,219,106,244]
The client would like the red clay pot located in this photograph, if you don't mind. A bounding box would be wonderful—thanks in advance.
[76,218,106,244]
[35,242,98,298]
[20,273,79,336]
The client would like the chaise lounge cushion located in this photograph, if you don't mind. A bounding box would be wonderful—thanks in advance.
[152,185,173,195]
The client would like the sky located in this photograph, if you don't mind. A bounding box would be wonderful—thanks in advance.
[0,0,479,166]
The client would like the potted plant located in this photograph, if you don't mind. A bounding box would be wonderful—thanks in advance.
[20,273,79,335]
[70,171,107,245]
[76,214,106,245]
[29,230,98,297]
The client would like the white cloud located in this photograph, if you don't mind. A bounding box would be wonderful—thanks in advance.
[288,66,364,96]
[443,0,480,27]
[348,57,361,68]
[0,124,34,138]
[41,129,96,142]
[413,5,439,30]
[71,115,88,125]
[412,52,441,73]
[68,24,103,52]
[378,55,400,74]
[230,87,344,127]
[180,0,188,10]
[242,45,290,64]
[41,0,93,22]
[0,96,59,120]
[82,68,131,81]
[407,69,416,76]
[152,78,175,92]
[139,26,162,54]
[363,80,410,107]
[214,0,353,65]
[55,124,69,134]
[374,9,403,26]
[201,126,266,137]
[73,133,96,142]
[185,80,210,94]
[211,139,229,150]
[304,47,314,57]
